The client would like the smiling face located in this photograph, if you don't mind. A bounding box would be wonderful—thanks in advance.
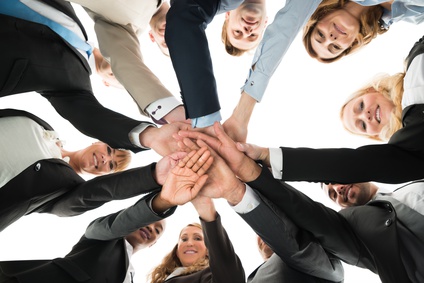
[126,220,166,253]
[78,142,120,175]
[342,90,395,137]
[225,2,267,51]
[310,8,360,60]
[176,225,207,267]
[322,182,378,208]
[149,2,169,56]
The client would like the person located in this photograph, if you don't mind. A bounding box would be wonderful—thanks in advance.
[148,195,245,283]
[179,122,424,283]
[173,136,344,283]
[68,0,188,124]
[165,0,268,130]
[0,147,213,282]
[0,0,190,157]
[60,141,131,176]
[0,108,213,233]
[220,0,268,56]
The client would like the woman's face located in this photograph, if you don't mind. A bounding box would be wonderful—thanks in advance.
[176,226,207,267]
[310,9,361,59]
[342,90,395,137]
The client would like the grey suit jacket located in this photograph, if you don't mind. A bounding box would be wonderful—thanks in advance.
[239,192,344,283]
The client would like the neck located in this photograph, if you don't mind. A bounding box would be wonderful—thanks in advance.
[344,2,370,19]
[60,149,81,173]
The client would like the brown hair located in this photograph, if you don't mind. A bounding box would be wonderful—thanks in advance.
[221,19,248,56]
[303,0,388,63]
[340,72,405,141]
[148,223,209,283]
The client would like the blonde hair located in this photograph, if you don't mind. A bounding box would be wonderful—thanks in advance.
[303,0,388,63]
[221,19,248,56]
[149,223,209,283]
[340,72,405,141]
[114,148,132,172]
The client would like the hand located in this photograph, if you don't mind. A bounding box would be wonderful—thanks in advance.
[236,143,271,168]
[139,122,192,156]
[223,114,247,143]
[178,122,261,182]
[178,137,246,205]
[191,195,217,222]
[154,151,189,185]
[155,147,213,208]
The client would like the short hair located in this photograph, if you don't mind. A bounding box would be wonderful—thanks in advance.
[221,19,248,57]
[148,223,209,283]
[303,0,388,63]
[340,72,405,141]
[114,149,132,172]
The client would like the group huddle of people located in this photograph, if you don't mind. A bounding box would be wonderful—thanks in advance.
[0,0,423,282]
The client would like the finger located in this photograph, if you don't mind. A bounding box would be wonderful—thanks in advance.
[195,155,214,176]
[213,122,236,146]
[181,147,208,169]
[191,175,209,197]
[182,137,200,151]
[179,129,219,147]
[178,149,197,168]
[168,151,188,161]
[191,150,212,173]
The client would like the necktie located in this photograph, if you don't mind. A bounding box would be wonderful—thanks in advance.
[0,0,92,56]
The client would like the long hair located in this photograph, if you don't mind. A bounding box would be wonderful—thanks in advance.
[340,72,405,141]
[303,0,387,63]
[148,223,209,283]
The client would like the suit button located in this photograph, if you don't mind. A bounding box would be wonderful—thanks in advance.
[34,163,41,171]
[385,219,392,226]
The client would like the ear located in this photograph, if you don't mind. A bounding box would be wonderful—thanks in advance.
[148,30,155,43]
[225,11,230,20]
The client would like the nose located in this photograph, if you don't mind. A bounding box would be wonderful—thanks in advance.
[329,32,337,40]
[102,154,112,164]
[244,25,253,34]
[334,185,345,195]
[360,110,372,121]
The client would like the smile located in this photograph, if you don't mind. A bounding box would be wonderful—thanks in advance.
[334,23,346,35]
[184,250,197,254]
[93,153,98,168]
[375,106,381,123]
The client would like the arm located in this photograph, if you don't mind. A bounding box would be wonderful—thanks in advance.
[238,189,344,282]
[165,0,221,120]
[201,213,245,283]
[93,17,181,117]
[247,166,364,267]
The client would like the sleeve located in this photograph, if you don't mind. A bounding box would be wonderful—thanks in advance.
[238,190,344,282]
[241,0,322,102]
[165,0,221,119]
[280,139,424,184]
[247,166,364,267]
[201,213,245,283]
[84,192,176,240]
[45,163,161,216]
[93,17,177,116]
[42,88,150,153]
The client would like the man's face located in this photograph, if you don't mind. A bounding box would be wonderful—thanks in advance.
[149,2,170,56]
[77,142,120,175]
[125,220,166,251]
[322,182,376,208]
[225,2,267,51]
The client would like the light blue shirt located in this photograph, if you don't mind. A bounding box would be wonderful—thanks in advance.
[242,0,424,103]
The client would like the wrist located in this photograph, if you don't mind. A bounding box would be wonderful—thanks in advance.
[139,126,156,148]
[236,158,261,183]
[152,192,174,214]
[225,181,246,206]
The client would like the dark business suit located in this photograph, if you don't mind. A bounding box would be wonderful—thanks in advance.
[0,0,152,153]
[0,108,163,233]
[239,193,344,283]
[0,194,176,283]
[165,0,242,119]
[274,36,424,185]
[248,166,424,283]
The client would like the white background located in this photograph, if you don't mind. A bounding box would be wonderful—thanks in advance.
[1,2,423,282]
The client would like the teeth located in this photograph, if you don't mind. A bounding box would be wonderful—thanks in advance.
[185,251,196,254]
[376,107,381,123]
[94,154,98,167]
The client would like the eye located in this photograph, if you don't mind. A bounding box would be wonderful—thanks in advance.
[359,101,364,111]
[361,121,367,131]
[155,228,160,234]
[235,30,241,35]
[318,30,324,38]
[332,44,341,50]
[109,161,114,171]
[107,146,112,155]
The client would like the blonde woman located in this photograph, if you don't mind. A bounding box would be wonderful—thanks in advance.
[149,197,245,283]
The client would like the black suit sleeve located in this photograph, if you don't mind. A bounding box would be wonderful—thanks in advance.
[239,192,344,282]
[43,163,161,216]
[165,0,221,119]
[247,167,365,267]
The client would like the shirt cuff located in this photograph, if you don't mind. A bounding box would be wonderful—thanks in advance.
[231,184,260,214]
[270,147,283,179]
[241,68,270,103]
[147,193,171,216]
[146,97,182,121]
[128,123,157,149]
[191,111,222,128]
